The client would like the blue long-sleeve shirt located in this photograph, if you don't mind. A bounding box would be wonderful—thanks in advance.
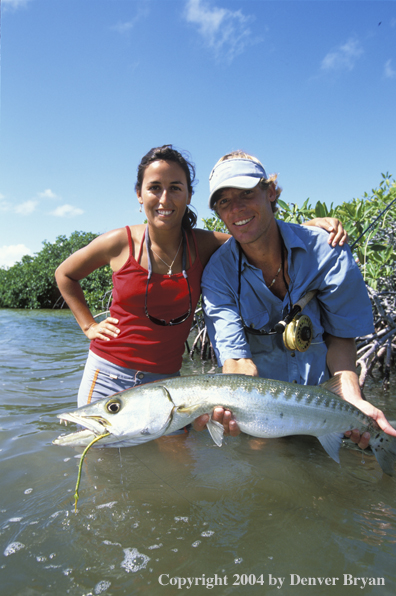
[202,220,374,385]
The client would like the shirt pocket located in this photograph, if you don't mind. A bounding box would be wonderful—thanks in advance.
[248,331,283,354]
[240,308,280,355]
[240,308,270,332]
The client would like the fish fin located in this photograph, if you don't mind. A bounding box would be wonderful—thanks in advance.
[175,404,224,447]
[206,419,225,447]
[370,434,396,476]
[317,432,345,464]
[320,374,345,399]
[177,404,203,416]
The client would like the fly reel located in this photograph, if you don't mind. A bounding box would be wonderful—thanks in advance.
[282,314,313,352]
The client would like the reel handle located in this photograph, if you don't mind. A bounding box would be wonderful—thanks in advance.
[273,290,317,334]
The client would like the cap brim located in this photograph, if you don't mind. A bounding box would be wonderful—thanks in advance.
[209,175,260,208]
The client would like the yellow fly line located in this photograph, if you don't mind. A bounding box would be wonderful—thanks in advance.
[74,432,110,513]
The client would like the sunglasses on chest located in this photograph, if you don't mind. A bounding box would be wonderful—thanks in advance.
[144,227,192,326]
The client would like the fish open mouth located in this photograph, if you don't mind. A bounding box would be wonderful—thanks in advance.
[59,412,111,434]
[53,413,112,446]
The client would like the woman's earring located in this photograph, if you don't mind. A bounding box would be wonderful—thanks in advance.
[139,204,142,213]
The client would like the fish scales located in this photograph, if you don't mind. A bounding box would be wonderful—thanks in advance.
[164,376,361,438]
[54,374,396,475]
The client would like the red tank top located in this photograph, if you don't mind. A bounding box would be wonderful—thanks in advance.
[90,226,203,374]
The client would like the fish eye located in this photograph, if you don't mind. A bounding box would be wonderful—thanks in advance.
[106,399,122,414]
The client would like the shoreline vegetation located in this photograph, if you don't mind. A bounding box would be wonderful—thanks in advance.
[1,175,395,389]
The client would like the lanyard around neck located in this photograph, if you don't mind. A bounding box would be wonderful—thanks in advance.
[237,237,291,336]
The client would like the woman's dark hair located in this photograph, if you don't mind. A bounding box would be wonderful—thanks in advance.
[135,145,198,229]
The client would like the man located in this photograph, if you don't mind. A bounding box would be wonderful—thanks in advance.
[196,151,396,447]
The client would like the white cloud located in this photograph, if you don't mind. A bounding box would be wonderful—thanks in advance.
[112,21,136,34]
[51,204,84,217]
[14,200,38,215]
[321,38,363,72]
[2,0,31,9]
[384,59,396,79]
[0,189,85,223]
[184,0,255,62]
[112,2,150,34]
[0,244,33,268]
[38,188,59,200]
[0,194,11,211]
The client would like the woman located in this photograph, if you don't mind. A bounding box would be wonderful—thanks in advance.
[55,145,347,408]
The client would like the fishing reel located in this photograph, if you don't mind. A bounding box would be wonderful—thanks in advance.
[243,291,316,352]
[281,314,313,352]
[272,290,316,353]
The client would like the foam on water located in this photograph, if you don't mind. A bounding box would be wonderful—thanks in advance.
[96,501,117,509]
[120,548,150,573]
[94,580,111,594]
[4,542,25,556]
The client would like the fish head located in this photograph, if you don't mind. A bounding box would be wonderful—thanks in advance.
[53,383,175,447]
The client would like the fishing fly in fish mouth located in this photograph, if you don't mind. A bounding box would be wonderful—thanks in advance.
[54,374,396,476]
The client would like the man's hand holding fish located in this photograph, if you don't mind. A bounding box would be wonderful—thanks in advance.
[193,407,240,437]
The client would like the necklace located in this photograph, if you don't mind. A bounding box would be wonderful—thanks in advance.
[267,262,282,288]
[150,236,183,275]
[267,242,284,288]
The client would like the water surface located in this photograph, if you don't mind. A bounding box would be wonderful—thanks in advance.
[1,310,395,595]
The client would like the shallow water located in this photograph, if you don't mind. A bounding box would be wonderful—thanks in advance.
[1,309,396,596]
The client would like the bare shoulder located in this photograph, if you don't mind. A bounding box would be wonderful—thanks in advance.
[106,224,146,269]
[92,224,144,253]
[129,224,146,247]
[55,227,125,279]
[193,228,230,267]
[88,227,129,258]
[193,227,230,247]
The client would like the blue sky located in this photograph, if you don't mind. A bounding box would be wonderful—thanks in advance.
[1,0,395,267]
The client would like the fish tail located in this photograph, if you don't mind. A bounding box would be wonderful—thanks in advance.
[370,432,396,476]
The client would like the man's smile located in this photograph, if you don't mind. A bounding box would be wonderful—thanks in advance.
[234,216,254,227]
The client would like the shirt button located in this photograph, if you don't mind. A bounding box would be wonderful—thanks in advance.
[293,380,298,383]
[137,372,144,380]
[290,352,295,358]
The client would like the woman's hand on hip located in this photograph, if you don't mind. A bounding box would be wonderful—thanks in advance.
[85,317,120,341]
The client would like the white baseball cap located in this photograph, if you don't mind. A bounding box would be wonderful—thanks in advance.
[208,158,267,209]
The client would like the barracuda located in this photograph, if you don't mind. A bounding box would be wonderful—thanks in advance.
[54,374,396,475]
